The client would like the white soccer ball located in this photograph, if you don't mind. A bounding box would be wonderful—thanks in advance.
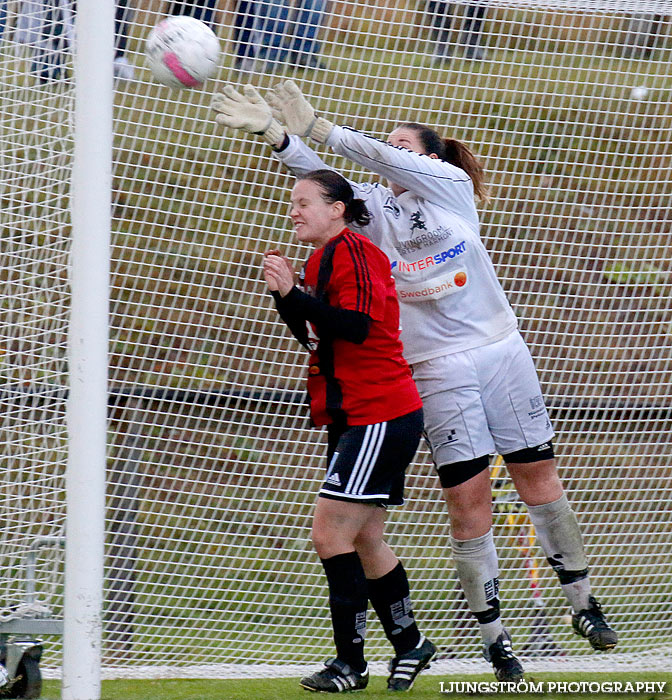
[146,15,221,89]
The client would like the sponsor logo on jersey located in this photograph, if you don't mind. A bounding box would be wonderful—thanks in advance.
[383,195,401,218]
[394,225,454,255]
[410,210,427,232]
[396,268,468,302]
[391,241,466,273]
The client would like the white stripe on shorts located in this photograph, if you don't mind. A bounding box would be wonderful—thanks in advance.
[345,423,379,495]
[351,422,387,496]
[319,489,391,500]
[345,422,388,497]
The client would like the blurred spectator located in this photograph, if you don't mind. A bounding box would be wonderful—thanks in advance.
[427,1,487,63]
[1,0,7,41]
[233,0,327,72]
[622,13,664,59]
[114,0,135,80]
[165,0,218,28]
[16,0,73,82]
[15,1,134,82]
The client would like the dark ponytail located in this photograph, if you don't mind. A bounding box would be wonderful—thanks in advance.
[343,198,371,227]
[297,169,372,226]
[400,123,490,202]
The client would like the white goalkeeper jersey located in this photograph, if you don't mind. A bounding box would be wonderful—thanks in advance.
[273,126,518,365]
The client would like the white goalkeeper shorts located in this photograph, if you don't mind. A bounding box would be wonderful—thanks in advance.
[411,330,555,468]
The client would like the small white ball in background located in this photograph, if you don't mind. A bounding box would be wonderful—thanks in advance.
[630,87,649,100]
[145,15,221,89]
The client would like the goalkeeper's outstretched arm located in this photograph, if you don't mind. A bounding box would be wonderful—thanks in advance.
[212,81,334,149]
[265,80,477,216]
[212,83,331,174]
[211,82,395,248]
[211,84,286,146]
[211,83,386,230]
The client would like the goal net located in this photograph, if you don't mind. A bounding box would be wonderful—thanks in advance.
[1,0,671,679]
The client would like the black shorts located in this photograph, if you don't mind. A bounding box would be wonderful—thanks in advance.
[320,408,423,506]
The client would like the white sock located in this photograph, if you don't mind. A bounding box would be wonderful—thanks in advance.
[527,494,591,611]
[561,578,592,613]
[479,619,505,647]
[451,530,504,646]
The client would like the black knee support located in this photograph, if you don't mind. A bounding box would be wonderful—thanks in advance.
[502,441,554,464]
[437,454,490,488]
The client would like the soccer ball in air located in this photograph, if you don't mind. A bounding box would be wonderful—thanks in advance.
[146,15,220,89]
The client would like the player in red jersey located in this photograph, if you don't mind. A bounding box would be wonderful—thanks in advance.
[263,169,435,693]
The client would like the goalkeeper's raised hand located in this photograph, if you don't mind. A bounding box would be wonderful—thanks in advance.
[212,84,285,146]
[266,80,333,144]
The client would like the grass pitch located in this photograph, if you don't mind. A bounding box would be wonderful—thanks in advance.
[39,672,671,700]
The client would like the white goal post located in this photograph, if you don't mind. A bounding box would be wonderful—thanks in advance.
[1,0,671,690]
[62,0,113,698]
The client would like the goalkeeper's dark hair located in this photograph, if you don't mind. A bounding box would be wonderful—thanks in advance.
[399,123,489,202]
[298,170,372,226]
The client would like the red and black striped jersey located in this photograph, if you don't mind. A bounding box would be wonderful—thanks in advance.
[299,227,421,426]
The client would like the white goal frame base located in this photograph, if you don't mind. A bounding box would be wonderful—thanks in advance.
[38,650,672,680]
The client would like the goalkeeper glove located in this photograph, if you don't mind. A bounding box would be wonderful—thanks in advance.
[212,84,285,146]
[266,80,333,144]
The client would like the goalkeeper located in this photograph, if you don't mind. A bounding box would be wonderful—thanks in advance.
[213,81,618,682]
[262,169,435,693]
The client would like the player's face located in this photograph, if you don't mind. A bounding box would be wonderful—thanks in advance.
[289,180,345,247]
[386,127,428,196]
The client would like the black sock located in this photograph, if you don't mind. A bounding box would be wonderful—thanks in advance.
[367,561,422,656]
[320,552,368,673]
